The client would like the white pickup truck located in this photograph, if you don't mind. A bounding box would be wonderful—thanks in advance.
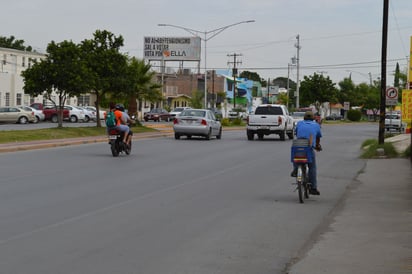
[385,112,403,132]
[246,104,294,140]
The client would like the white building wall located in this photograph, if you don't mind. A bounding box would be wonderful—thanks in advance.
[0,47,63,107]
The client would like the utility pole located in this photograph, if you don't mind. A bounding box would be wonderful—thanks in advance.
[379,0,388,145]
[287,63,291,109]
[227,53,242,109]
[295,35,301,109]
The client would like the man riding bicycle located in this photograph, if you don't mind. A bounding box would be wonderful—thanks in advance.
[291,111,322,195]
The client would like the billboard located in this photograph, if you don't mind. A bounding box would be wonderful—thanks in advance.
[143,36,201,61]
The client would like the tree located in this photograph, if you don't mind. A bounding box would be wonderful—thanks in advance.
[0,35,33,51]
[22,40,90,127]
[240,71,262,84]
[337,77,368,106]
[190,90,203,109]
[80,30,128,127]
[299,73,338,112]
[362,81,380,121]
[119,57,162,115]
[393,62,407,102]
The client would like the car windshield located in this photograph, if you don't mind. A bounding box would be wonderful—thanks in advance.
[172,108,184,112]
[386,114,399,119]
[181,110,206,117]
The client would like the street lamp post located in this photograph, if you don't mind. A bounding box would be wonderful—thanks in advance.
[158,20,255,108]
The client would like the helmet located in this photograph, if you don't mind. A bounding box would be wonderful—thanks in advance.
[304,111,314,120]
[115,104,125,112]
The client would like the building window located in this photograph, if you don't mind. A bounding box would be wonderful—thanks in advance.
[16,93,22,105]
[5,93,10,106]
[22,57,25,67]
[78,95,90,106]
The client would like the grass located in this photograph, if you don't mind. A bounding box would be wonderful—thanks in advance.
[0,125,157,144]
[360,139,399,158]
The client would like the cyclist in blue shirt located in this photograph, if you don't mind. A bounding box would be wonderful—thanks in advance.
[291,111,322,195]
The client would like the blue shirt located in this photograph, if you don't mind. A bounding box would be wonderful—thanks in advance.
[296,120,322,148]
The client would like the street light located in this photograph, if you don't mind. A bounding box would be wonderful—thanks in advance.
[158,20,255,108]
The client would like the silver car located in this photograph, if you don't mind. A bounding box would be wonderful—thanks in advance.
[173,109,222,140]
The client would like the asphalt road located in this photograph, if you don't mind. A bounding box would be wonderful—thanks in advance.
[0,123,377,274]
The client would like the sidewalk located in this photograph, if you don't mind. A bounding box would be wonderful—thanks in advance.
[287,157,412,273]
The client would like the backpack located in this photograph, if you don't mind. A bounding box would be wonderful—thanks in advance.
[105,111,116,128]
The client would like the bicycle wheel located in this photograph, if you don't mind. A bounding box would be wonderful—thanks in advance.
[296,165,304,203]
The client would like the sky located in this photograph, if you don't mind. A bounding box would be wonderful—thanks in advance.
[2,0,411,86]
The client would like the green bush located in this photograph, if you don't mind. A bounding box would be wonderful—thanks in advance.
[231,117,243,126]
[347,109,362,121]
[220,118,230,126]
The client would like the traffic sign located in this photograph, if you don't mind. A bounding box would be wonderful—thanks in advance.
[386,87,398,105]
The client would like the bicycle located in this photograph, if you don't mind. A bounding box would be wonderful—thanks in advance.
[291,139,313,203]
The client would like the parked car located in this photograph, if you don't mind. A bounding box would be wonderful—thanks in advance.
[144,108,171,122]
[64,105,86,122]
[77,106,96,122]
[169,107,192,119]
[291,111,305,126]
[173,109,222,140]
[21,106,45,123]
[0,106,36,124]
[228,109,247,120]
[84,106,106,120]
[325,113,343,120]
[208,108,223,119]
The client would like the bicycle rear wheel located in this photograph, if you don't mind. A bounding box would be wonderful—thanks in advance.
[303,166,310,199]
[297,165,304,203]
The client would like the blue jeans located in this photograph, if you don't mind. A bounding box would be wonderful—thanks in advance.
[308,151,317,189]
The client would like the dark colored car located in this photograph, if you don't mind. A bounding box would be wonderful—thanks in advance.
[144,108,171,122]
[325,113,343,120]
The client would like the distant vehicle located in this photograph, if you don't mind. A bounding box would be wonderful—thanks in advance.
[385,112,402,132]
[291,111,305,125]
[30,103,70,122]
[246,104,294,141]
[21,106,45,123]
[83,106,106,120]
[228,109,247,120]
[77,106,96,122]
[64,105,86,123]
[207,108,223,119]
[173,109,222,140]
[325,113,343,121]
[296,108,323,124]
[0,106,36,124]
[144,108,171,122]
[169,107,192,119]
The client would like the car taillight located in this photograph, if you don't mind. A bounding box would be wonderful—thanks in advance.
[173,119,179,124]
[201,119,207,125]
[278,116,283,124]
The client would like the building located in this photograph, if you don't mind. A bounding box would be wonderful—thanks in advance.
[0,47,46,107]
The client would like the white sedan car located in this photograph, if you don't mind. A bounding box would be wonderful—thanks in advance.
[169,107,192,119]
[173,109,222,140]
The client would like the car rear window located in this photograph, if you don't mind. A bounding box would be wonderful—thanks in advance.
[255,106,283,115]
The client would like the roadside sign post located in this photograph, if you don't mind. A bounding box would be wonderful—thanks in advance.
[385,87,398,106]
